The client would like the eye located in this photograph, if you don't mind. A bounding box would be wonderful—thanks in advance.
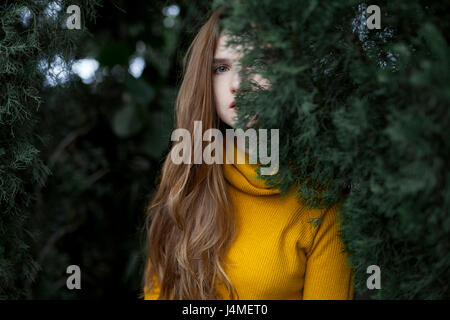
[213,65,230,74]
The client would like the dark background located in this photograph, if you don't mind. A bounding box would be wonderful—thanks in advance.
[28,0,211,299]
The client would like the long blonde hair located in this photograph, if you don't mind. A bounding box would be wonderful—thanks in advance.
[141,8,239,300]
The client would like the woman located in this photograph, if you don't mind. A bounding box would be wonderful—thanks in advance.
[142,8,354,300]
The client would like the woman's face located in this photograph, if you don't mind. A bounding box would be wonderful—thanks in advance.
[212,32,270,127]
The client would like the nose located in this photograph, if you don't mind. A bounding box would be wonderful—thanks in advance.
[230,70,241,94]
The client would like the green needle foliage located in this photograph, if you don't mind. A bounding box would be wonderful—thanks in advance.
[214,0,450,299]
[0,0,100,299]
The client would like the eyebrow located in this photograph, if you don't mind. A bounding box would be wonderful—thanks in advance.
[212,58,231,64]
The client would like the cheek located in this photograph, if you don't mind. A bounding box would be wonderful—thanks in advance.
[213,78,219,100]
[213,77,227,107]
[213,80,225,119]
[213,77,220,97]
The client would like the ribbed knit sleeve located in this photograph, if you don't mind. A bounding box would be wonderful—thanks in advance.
[302,205,354,300]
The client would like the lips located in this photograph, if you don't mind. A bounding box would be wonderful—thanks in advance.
[230,101,235,109]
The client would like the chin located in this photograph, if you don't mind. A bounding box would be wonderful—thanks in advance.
[225,121,235,128]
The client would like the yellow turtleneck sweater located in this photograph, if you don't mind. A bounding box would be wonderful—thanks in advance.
[144,142,354,300]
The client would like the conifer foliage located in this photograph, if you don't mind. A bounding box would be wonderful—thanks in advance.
[0,0,99,299]
[214,0,450,299]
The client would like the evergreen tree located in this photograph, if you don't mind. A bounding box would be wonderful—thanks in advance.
[0,0,99,299]
[214,0,450,299]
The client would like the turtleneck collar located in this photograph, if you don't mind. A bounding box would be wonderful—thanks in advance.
[222,139,280,196]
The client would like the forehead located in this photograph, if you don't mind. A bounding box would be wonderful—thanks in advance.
[214,33,244,60]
